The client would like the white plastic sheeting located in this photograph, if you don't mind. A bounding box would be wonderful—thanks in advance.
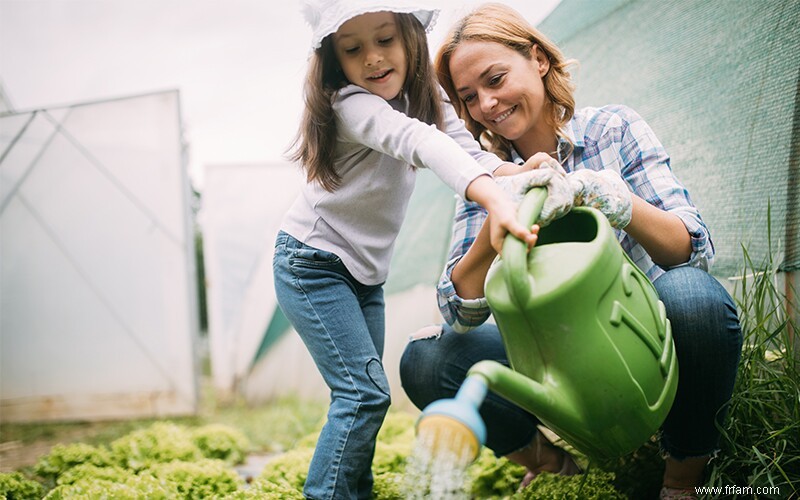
[202,165,455,410]
[0,91,199,422]
[201,163,304,394]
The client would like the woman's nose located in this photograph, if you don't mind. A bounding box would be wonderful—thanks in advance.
[479,91,497,113]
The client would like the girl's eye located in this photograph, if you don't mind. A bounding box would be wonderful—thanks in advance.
[343,46,360,54]
[378,36,393,45]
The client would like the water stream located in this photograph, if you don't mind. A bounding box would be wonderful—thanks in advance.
[402,419,476,499]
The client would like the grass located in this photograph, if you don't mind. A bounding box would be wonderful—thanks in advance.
[705,243,799,498]
[598,238,800,499]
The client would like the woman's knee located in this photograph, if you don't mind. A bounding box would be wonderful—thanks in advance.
[399,328,449,408]
[400,323,504,409]
[655,267,742,358]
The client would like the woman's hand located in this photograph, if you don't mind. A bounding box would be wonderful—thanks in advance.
[566,169,691,265]
[495,157,573,226]
[493,152,560,176]
[568,169,633,228]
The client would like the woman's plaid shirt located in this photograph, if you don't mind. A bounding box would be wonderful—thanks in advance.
[437,105,713,332]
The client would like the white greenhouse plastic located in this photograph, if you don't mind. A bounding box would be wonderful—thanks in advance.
[0,91,200,422]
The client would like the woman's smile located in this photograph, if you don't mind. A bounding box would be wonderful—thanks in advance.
[490,105,517,124]
[450,40,551,145]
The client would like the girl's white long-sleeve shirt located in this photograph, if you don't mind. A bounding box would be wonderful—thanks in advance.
[280,84,504,285]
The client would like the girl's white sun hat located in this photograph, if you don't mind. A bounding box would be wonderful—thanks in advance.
[302,0,439,50]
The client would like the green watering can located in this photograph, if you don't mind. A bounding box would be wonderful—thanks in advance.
[418,187,678,461]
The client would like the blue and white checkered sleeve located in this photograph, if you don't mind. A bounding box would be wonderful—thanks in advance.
[436,196,492,333]
[617,108,715,270]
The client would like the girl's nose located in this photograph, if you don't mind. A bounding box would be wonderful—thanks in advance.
[365,48,383,67]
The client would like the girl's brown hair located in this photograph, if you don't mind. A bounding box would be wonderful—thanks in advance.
[288,12,443,191]
[435,3,576,160]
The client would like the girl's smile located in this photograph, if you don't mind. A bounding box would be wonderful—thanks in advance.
[366,68,393,82]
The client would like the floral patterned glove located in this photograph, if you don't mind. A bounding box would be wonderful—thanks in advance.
[567,169,632,228]
[494,159,574,226]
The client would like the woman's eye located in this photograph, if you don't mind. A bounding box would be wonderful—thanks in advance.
[462,93,476,104]
[489,74,504,86]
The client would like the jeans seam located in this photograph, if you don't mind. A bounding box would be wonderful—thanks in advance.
[325,400,361,500]
[297,279,363,499]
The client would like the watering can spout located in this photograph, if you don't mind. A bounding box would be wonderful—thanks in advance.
[415,375,488,462]
[467,360,577,430]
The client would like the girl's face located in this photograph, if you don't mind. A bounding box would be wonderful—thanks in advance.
[449,40,550,143]
[333,11,407,101]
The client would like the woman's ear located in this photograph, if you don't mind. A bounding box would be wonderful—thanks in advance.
[531,44,550,77]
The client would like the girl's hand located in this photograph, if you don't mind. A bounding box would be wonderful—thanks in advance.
[465,175,536,254]
[493,152,559,177]
[486,195,538,254]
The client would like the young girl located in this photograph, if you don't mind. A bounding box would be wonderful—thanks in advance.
[274,2,534,498]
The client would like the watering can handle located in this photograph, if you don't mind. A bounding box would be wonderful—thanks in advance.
[501,187,549,305]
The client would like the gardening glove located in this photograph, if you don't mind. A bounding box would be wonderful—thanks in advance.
[495,159,574,227]
[567,169,633,228]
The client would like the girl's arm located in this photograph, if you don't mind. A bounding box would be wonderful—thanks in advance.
[335,86,534,253]
[450,154,557,301]
[437,90,536,252]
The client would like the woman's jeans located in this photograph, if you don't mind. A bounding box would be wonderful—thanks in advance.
[400,266,742,459]
[273,231,390,500]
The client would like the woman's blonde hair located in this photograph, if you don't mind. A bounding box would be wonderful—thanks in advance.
[288,13,443,192]
[435,3,576,160]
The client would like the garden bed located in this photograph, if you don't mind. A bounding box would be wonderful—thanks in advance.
[2,252,797,498]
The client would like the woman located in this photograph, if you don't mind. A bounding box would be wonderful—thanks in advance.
[399,4,742,499]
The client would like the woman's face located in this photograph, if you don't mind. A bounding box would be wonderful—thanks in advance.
[449,40,550,143]
[333,12,407,101]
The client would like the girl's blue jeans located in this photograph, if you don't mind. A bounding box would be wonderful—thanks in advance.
[400,266,742,460]
[273,231,390,500]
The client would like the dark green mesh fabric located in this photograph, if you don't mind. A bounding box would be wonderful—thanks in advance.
[385,169,457,294]
[538,0,799,277]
